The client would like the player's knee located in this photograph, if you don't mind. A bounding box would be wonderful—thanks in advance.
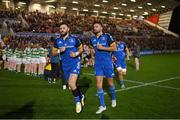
[122,69,127,75]
[122,72,126,75]
[107,78,114,86]
[118,70,123,75]
[68,81,76,89]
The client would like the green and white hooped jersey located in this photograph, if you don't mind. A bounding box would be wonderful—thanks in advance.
[2,48,7,56]
[6,49,12,58]
[31,48,40,58]
[39,47,44,57]
[21,50,27,59]
[10,49,14,58]
[14,49,22,58]
[25,47,31,59]
[39,47,47,57]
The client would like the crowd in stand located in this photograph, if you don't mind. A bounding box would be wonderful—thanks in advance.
[0,10,20,19]
[0,9,180,77]
[0,10,176,37]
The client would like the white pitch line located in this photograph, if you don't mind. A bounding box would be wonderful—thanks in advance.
[83,73,180,93]
[124,76,180,86]
[113,76,180,94]
[125,79,180,91]
[125,79,145,84]
[144,76,180,85]
[151,84,180,91]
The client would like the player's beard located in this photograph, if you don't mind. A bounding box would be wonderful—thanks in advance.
[60,32,68,37]
[93,30,100,35]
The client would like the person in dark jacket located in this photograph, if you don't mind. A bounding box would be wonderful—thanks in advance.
[49,39,60,83]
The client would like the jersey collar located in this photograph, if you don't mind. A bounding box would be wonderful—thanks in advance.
[60,34,72,41]
[95,32,105,39]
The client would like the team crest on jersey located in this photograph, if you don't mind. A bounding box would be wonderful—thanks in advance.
[120,44,124,48]
[93,39,96,42]
[101,37,106,41]
[92,39,97,46]
[58,41,62,44]
[69,38,74,43]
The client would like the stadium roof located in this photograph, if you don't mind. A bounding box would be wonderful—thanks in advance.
[34,0,180,18]
[4,0,180,18]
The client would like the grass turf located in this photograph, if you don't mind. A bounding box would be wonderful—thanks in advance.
[0,53,180,119]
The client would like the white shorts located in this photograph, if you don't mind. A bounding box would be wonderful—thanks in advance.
[9,57,14,62]
[39,57,46,63]
[12,56,17,62]
[7,57,11,62]
[14,58,17,63]
[16,58,22,65]
[31,58,39,64]
[2,55,6,61]
[26,58,31,64]
[22,58,27,64]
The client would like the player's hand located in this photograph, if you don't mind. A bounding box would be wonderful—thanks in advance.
[97,44,105,50]
[90,57,94,65]
[60,47,66,52]
[70,51,78,57]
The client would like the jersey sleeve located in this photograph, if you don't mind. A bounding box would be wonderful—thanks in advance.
[75,38,82,48]
[89,38,93,48]
[124,43,127,51]
[106,34,115,46]
[53,38,58,48]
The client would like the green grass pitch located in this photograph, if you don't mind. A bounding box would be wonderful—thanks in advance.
[0,53,180,119]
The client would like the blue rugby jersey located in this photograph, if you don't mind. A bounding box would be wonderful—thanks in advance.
[54,35,81,66]
[112,42,126,60]
[90,33,115,65]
